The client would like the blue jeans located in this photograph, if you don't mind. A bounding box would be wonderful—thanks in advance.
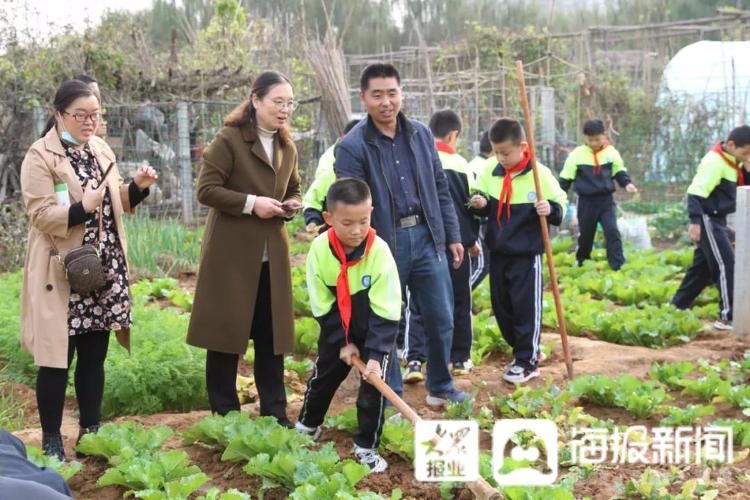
[387,223,456,395]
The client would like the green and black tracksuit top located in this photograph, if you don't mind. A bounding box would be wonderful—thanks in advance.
[472,152,567,256]
[559,144,632,196]
[687,142,747,224]
[306,228,402,364]
[303,144,336,226]
[436,142,479,248]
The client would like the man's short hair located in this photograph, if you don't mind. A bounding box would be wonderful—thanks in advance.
[728,125,750,148]
[429,109,462,138]
[489,118,525,145]
[478,130,492,155]
[326,178,372,208]
[583,119,606,136]
[343,119,360,136]
[75,74,97,84]
[359,64,401,91]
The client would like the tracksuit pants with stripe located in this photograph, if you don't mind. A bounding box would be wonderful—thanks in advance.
[298,340,389,449]
[489,252,543,370]
[576,195,625,270]
[404,249,474,364]
[672,215,734,322]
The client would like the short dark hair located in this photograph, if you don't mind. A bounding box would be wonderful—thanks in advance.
[478,130,492,155]
[343,119,360,136]
[583,119,606,136]
[75,74,97,84]
[429,109,462,138]
[489,118,524,145]
[728,125,750,148]
[326,178,372,209]
[359,63,401,91]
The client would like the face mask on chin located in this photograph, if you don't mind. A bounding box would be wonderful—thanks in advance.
[57,114,81,146]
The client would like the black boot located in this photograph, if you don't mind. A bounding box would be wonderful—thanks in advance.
[42,432,66,462]
[75,424,100,458]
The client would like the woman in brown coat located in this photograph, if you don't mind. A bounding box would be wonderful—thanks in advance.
[187,71,302,426]
[20,80,157,460]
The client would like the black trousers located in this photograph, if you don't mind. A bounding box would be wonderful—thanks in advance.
[404,249,473,364]
[672,216,734,321]
[36,330,110,434]
[576,195,625,270]
[205,263,287,419]
[489,253,543,370]
[470,222,490,290]
[298,340,389,449]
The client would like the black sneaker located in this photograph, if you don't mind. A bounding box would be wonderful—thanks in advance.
[503,362,540,384]
[275,416,295,429]
[353,445,388,473]
[452,360,473,376]
[42,433,66,462]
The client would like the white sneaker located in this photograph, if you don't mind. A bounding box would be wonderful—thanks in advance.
[714,319,733,331]
[294,421,322,441]
[353,445,388,473]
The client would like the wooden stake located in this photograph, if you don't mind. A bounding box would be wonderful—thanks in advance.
[351,356,501,500]
[515,60,575,379]
[734,186,750,336]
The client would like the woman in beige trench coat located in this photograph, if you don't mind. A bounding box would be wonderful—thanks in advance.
[20,80,157,460]
[186,71,302,426]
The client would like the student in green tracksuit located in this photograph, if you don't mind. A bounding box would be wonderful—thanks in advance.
[671,125,750,331]
[559,119,638,270]
[469,118,567,384]
[403,110,480,382]
[303,119,360,232]
[296,178,401,473]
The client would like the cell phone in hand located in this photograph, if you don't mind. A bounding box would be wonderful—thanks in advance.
[281,200,300,211]
[101,162,116,182]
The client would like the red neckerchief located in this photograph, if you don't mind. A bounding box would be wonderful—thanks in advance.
[327,227,377,344]
[497,149,531,224]
[712,142,745,187]
[590,141,609,175]
[435,141,456,154]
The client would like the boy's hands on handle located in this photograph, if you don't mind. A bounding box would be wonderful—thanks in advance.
[339,343,360,366]
[363,359,382,382]
[350,355,502,499]
[82,180,108,213]
[534,200,551,217]
[689,223,701,243]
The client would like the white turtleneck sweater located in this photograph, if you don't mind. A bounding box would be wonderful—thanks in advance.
[242,126,277,261]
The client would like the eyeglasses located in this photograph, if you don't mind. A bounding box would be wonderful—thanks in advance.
[64,111,101,123]
[268,98,298,111]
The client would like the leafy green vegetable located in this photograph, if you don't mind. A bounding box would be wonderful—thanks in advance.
[26,446,82,481]
[659,404,715,427]
[568,375,669,418]
[678,372,731,402]
[648,361,695,390]
[97,450,206,494]
[295,317,320,355]
[221,416,314,462]
[325,408,359,433]
[285,356,314,380]
[183,411,256,448]
[242,443,343,491]
[76,422,174,463]
[379,418,414,461]
[197,489,252,500]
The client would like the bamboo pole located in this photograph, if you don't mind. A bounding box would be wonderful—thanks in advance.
[515,61,574,379]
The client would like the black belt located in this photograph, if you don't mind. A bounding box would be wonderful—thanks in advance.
[397,214,424,228]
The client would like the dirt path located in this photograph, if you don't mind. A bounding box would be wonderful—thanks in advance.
[13,329,750,499]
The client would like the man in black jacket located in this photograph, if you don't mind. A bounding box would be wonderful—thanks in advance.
[334,64,467,406]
